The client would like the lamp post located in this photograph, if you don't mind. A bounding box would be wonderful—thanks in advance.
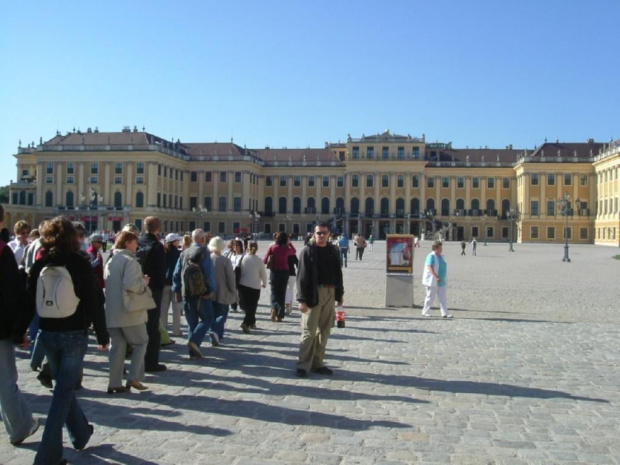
[249,211,261,238]
[425,209,435,240]
[80,188,103,234]
[507,208,520,252]
[558,194,581,262]
[192,205,208,231]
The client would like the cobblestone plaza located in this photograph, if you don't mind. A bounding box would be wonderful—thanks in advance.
[2,240,619,464]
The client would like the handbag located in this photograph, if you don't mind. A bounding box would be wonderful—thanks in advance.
[123,286,155,313]
[266,254,274,270]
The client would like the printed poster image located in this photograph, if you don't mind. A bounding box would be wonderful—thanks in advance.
[386,234,414,274]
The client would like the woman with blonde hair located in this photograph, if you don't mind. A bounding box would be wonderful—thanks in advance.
[208,236,237,342]
[104,230,151,393]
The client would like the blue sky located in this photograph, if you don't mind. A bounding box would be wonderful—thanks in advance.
[1,1,618,187]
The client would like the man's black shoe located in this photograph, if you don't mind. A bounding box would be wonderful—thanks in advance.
[145,364,167,373]
[312,366,333,375]
[296,369,308,378]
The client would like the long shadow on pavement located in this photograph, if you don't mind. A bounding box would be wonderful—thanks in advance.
[340,371,609,403]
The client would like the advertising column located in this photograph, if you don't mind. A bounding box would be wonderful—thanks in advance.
[385,234,414,307]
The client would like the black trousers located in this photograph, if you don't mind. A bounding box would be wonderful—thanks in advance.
[239,284,261,326]
[144,287,163,370]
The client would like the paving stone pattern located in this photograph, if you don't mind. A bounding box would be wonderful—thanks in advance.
[2,240,619,464]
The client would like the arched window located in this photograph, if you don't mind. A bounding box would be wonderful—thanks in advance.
[293,197,301,214]
[380,198,389,215]
[502,199,510,219]
[456,198,465,210]
[114,192,123,208]
[396,198,405,216]
[65,191,74,208]
[265,197,273,215]
[471,199,480,211]
[136,191,144,208]
[321,197,330,214]
[45,191,53,207]
[426,198,435,213]
[351,198,359,214]
[365,198,374,216]
[486,199,495,212]
[307,197,315,211]
[336,197,345,213]
[410,198,420,215]
[441,198,450,216]
[278,196,287,214]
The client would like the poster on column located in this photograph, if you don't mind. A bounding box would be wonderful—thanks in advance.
[386,234,414,274]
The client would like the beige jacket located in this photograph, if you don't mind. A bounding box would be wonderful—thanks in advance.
[103,249,149,328]
[211,254,238,305]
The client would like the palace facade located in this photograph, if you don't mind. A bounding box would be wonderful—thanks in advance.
[6,127,620,246]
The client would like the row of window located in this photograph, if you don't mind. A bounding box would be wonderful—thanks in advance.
[265,175,345,188]
[598,198,619,216]
[190,171,252,184]
[46,162,146,176]
[46,175,144,185]
[530,226,588,240]
[350,175,511,189]
[39,190,132,209]
[351,146,421,160]
[261,196,507,216]
[526,173,588,186]
[529,200,589,216]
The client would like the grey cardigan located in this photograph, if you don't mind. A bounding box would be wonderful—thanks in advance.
[211,253,238,305]
[103,249,149,328]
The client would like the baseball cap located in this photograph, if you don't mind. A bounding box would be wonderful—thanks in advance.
[165,233,183,243]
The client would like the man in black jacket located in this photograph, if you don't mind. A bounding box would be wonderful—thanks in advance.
[138,216,167,372]
[296,222,344,378]
[0,204,39,446]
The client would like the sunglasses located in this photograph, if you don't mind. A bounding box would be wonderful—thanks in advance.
[315,231,329,236]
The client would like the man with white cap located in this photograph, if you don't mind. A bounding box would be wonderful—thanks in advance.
[159,233,184,345]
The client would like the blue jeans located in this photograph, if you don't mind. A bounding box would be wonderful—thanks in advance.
[34,330,92,465]
[340,249,348,267]
[269,270,290,319]
[183,297,214,355]
[212,302,230,340]
[0,338,34,444]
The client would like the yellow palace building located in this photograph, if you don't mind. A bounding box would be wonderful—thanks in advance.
[6,127,620,246]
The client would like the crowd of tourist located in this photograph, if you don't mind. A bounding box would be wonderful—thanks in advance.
[0,204,349,464]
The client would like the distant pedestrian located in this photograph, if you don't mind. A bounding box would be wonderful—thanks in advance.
[471,238,477,256]
[238,242,268,333]
[421,240,452,319]
[460,240,466,256]
[368,234,374,251]
[354,234,367,260]
[264,232,296,322]
[337,234,349,267]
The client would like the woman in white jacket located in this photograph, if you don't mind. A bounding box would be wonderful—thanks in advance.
[104,231,151,393]
[421,240,453,319]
